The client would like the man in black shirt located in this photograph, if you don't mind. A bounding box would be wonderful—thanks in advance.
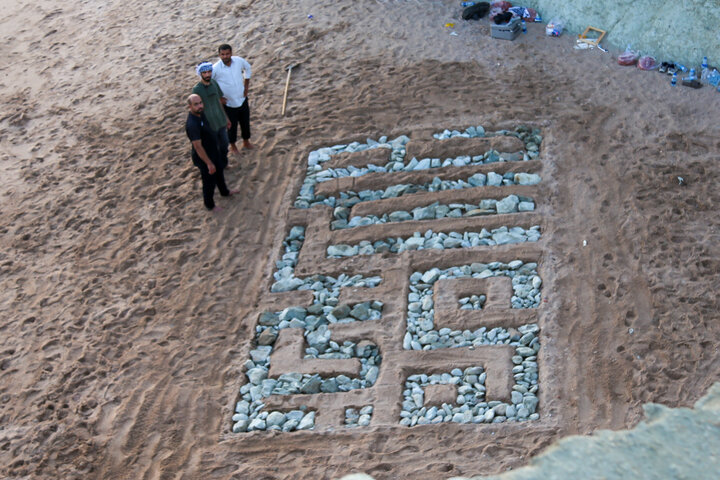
[185,93,234,211]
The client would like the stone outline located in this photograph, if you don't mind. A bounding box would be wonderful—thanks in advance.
[232,125,545,434]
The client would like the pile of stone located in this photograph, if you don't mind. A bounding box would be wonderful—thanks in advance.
[271,226,383,294]
[295,125,543,209]
[345,406,374,428]
[332,193,536,231]
[232,407,316,433]
[321,171,541,220]
[235,316,381,434]
[271,225,305,292]
[459,294,485,310]
[233,227,385,433]
[398,262,542,422]
[400,359,539,427]
[433,125,543,153]
[234,324,381,434]
[327,225,541,258]
[404,262,542,350]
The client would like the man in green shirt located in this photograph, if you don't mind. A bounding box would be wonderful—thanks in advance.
[192,62,232,167]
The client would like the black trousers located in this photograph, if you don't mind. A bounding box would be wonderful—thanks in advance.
[224,99,251,144]
[196,162,230,210]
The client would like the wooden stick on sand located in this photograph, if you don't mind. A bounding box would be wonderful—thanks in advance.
[281,64,295,116]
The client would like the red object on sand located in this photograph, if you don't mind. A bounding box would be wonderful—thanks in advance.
[618,51,639,66]
[489,0,512,19]
[637,56,657,70]
[490,1,512,10]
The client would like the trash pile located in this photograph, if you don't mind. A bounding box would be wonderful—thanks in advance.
[457,1,719,93]
[618,47,719,91]
[459,1,540,41]
[460,1,540,25]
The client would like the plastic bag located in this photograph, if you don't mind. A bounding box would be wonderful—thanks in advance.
[490,1,512,10]
[617,48,639,66]
[488,0,511,20]
[545,19,564,36]
[706,69,720,87]
[493,11,513,24]
[508,6,537,19]
[462,2,490,21]
[637,56,657,70]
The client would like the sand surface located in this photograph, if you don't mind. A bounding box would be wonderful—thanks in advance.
[1,0,719,478]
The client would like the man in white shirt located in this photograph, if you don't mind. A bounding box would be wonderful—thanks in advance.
[212,44,254,154]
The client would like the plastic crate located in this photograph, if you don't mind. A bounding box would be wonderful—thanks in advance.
[491,17,521,41]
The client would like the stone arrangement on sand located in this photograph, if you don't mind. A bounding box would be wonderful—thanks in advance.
[294,125,542,210]
[327,225,541,258]
[330,194,536,231]
[234,125,544,434]
[398,263,540,424]
[400,360,539,426]
[234,227,383,432]
[344,406,374,428]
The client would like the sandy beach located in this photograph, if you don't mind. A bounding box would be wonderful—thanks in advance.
[1,0,719,478]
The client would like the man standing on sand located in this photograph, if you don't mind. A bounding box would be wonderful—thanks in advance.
[185,94,234,211]
[192,62,231,168]
[212,43,254,154]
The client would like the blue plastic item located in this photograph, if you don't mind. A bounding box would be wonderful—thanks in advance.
[707,69,720,87]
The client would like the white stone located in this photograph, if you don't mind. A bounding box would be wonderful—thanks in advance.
[297,411,315,430]
[266,411,286,427]
[514,172,542,185]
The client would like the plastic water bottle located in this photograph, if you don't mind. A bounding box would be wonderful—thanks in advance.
[461,1,475,6]
[701,56,709,83]
[671,72,677,86]
[687,68,697,81]
[522,19,527,33]
[702,56,709,69]
[534,13,542,22]
[675,63,688,72]
[708,69,720,87]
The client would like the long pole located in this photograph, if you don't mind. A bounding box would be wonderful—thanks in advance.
[281,66,293,116]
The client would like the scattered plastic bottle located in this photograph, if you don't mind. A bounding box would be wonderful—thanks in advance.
[701,56,710,83]
[522,19,527,33]
[675,63,688,72]
[671,72,677,86]
[534,13,542,22]
[681,68,702,88]
[461,1,475,6]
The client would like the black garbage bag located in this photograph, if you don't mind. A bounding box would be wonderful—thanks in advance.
[493,11,513,24]
[462,2,490,20]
